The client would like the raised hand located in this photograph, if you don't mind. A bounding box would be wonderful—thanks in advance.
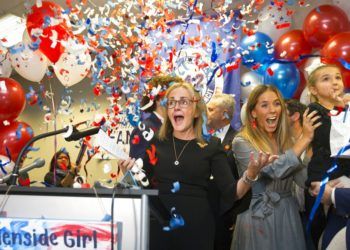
[246,151,279,180]
[302,108,322,141]
[118,157,136,175]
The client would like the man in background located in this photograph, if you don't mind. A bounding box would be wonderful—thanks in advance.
[207,93,241,250]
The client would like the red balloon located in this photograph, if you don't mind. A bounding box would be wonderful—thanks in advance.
[38,24,71,63]
[275,29,312,66]
[322,32,350,64]
[303,5,350,48]
[0,121,34,161]
[321,31,350,91]
[26,1,71,63]
[340,68,350,91]
[26,1,64,32]
[0,78,26,123]
[293,70,306,99]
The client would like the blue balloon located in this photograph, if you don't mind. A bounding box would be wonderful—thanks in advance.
[263,62,300,98]
[241,32,275,73]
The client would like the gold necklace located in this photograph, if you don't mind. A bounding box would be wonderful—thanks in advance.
[172,136,192,166]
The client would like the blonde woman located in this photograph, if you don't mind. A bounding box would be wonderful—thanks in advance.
[120,81,274,250]
[231,85,320,250]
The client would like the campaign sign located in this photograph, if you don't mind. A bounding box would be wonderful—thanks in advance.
[0,218,121,249]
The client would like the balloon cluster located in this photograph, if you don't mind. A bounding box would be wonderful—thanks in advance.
[0,77,34,176]
[3,1,91,87]
[240,4,350,101]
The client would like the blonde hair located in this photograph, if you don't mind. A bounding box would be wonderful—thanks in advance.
[239,85,293,153]
[307,64,341,102]
[141,74,183,113]
[209,93,236,120]
[158,82,206,144]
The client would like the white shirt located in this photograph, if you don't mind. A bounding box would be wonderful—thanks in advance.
[214,124,230,143]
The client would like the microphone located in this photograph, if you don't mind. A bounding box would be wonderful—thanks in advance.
[0,158,45,184]
[64,126,100,142]
[75,143,87,166]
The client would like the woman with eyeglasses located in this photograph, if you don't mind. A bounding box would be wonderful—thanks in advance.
[129,75,183,159]
[44,149,81,187]
[119,81,275,250]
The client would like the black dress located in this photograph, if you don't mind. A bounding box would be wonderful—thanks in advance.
[143,136,237,250]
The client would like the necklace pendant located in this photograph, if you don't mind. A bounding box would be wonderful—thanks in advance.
[174,160,179,166]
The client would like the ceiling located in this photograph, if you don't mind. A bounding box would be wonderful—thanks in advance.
[0,0,229,17]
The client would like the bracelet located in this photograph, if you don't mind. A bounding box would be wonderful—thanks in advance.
[242,171,259,185]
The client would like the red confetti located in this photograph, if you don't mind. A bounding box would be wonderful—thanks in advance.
[132,135,140,144]
[251,63,261,71]
[146,144,158,166]
[275,23,291,29]
[267,67,274,76]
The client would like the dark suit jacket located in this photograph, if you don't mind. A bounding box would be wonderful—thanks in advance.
[322,188,350,249]
[335,188,350,249]
[208,125,238,250]
[129,113,162,159]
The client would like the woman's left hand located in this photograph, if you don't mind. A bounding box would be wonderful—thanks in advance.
[246,151,278,179]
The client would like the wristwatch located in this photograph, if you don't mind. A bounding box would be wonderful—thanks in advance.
[242,171,259,185]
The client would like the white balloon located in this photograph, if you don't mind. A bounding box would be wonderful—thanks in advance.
[300,87,311,106]
[53,49,92,87]
[240,71,263,102]
[256,5,292,42]
[240,102,247,126]
[0,155,14,178]
[0,47,12,77]
[333,0,350,15]
[9,42,48,82]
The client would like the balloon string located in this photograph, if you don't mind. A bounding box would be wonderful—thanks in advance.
[48,80,58,185]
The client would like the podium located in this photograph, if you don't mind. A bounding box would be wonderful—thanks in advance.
[0,186,158,250]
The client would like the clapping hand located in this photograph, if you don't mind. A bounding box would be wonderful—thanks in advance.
[246,151,279,180]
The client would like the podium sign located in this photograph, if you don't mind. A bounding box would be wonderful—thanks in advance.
[0,186,158,250]
[0,218,120,249]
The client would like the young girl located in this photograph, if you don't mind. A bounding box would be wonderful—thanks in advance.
[305,63,350,248]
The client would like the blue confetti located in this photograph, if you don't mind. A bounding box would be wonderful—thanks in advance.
[163,207,185,231]
[171,181,180,193]
[211,42,218,63]
[339,58,350,70]
[16,124,23,140]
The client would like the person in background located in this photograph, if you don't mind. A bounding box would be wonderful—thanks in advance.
[119,81,276,250]
[310,182,350,250]
[44,148,81,187]
[304,63,350,248]
[285,99,310,211]
[285,99,314,249]
[231,85,321,250]
[129,74,183,159]
[207,93,243,250]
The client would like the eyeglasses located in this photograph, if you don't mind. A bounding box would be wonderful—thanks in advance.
[167,98,197,109]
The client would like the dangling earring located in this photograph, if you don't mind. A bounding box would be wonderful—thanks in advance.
[251,118,257,129]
